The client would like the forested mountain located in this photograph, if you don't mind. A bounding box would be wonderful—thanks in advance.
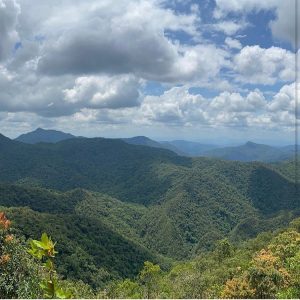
[3,210,300,298]
[106,218,300,299]
[0,133,298,288]
[15,128,75,144]
[13,128,295,163]
[203,141,295,162]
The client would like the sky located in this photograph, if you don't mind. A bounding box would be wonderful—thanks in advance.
[0,0,299,144]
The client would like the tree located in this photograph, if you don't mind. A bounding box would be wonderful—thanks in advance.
[248,249,290,298]
[138,261,162,299]
[214,238,234,262]
[221,276,255,299]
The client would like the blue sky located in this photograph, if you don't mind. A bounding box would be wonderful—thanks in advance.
[0,0,298,145]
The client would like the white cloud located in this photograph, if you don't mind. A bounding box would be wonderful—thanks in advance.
[0,0,297,140]
[225,37,242,49]
[210,90,265,112]
[134,84,296,129]
[168,44,229,83]
[63,75,140,109]
[0,82,296,139]
[234,46,295,84]
[33,0,209,83]
[268,82,297,115]
[0,67,142,116]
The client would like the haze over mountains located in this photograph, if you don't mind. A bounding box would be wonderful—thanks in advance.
[14,128,296,162]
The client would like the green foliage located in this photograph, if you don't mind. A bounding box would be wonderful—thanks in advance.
[0,212,42,298]
[28,233,71,299]
[29,233,58,259]
[4,206,157,289]
[138,261,162,298]
[0,212,97,299]
[106,218,300,299]
[214,238,234,262]
[106,261,165,299]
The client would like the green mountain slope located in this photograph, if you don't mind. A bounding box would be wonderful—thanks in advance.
[0,183,161,289]
[0,135,189,204]
[107,217,300,299]
[0,134,298,281]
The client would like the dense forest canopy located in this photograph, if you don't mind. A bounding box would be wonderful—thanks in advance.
[0,134,298,298]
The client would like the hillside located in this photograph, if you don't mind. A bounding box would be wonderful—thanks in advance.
[3,210,300,298]
[0,184,162,288]
[203,141,294,162]
[15,128,75,144]
[107,217,300,299]
[0,134,298,261]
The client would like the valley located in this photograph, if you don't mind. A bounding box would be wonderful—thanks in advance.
[0,132,298,292]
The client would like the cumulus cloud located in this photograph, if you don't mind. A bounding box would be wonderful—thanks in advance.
[0,0,297,140]
[268,82,297,116]
[210,90,265,112]
[0,82,296,139]
[63,75,140,109]
[225,37,242,49]
[0,67,142,116]
[135,84,296,129]
[233,46,295,84]
[35,0,208,82]
[0,0,20,61]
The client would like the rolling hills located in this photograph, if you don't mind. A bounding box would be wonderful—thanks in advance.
[0,133,298,287]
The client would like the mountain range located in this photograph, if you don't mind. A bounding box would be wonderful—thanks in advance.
[0,131,299,288]
[14,128,296,162]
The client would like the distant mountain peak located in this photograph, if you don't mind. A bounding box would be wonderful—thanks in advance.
[15,128,75,144]
[245,141,258,147]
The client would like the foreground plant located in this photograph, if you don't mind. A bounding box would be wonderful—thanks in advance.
[28,232,72,298]
[0,212,41,298]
